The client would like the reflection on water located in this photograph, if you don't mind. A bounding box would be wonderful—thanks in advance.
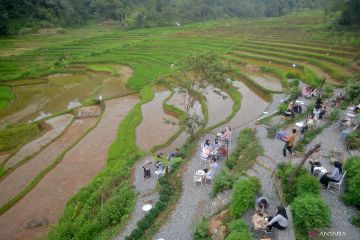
[32,112,52,122]
[0,65,131,127]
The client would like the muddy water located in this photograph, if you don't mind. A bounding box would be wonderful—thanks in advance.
[4,114,74,168]
[136,90,179,151]
[248,73,283,92]
[204,87,232,127]
[0,95,138,240]
[0,116,98,209]
[0,65,131,127]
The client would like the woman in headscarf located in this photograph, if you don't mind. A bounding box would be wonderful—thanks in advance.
[320,161,343,188]
[265,206,289,232]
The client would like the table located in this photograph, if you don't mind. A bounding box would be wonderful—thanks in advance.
[196,170,205,176]
[252,212,269,230]
[295,121,305,128]
[142,204,152,212]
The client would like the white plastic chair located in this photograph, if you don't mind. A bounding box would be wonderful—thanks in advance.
[204,172,214,184]
[155,168,166,179]
[327,171,346,194]
[194,175,203,187]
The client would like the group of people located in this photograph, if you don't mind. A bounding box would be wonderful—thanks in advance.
[255,197,289,232]
[201,126,232,160]
[302,85,319,99]
[142,148,180,180]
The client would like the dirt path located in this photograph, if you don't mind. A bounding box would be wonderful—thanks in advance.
[4,114,74,168]
[136,90,179,152]
[0,96,138,240]
[154,80,269,240]
[0,117,98,209]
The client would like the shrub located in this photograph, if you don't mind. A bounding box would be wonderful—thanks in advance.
[295,175,320,197]
[289,79,300,87]
[351,213,360,228]
[193,218,211,240]
[345,77,360,103]
[225,219,252,240]
[343,156,360,207]
[278,102,288,112]
[212,166,234,197]
[286,71,301,79]
[230,177,260,218]
[276,162,308,203]
[346,130,360,150]
[292,195,331,234]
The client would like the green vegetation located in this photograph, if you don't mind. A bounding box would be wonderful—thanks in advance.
[0,122,43,152]
[225,219,252,240]
[292,195,331,239]
[47,86,154,240]
[0,86,15,110]
[212,128,263,197]
[193,218,212,240]
[0,0,327,35]
[343,156,360,228]
[230,176,260,218]
[275,163,331,239]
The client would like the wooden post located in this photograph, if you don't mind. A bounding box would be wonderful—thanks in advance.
[288,143,321,189]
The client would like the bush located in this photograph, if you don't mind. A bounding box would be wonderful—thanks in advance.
[278,102,288,112]
[346,130,360,150]
[351,213,360,228]
[345,77,360,104]
[212,166,234,197]
[276,162,308,203]
[292,195,331,234]
[289,79,300,87]
[286,71,301,79]
[225,219,252,240]
[230,177,260,218]
[343,156,360,207]
[295,175,320,197]
[193,218,211,240]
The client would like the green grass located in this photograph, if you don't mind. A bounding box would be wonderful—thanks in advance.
[0,122,44,152]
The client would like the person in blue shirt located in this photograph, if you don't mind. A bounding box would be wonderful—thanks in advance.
[320,161,342,188]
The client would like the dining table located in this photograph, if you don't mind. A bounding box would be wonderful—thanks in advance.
[252,212,269,230]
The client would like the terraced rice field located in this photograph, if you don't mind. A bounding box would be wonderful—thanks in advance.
[0,10,359,240]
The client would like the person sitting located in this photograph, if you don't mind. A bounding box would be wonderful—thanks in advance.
[223,126,232,143]
[202,139,211,159]
[211,139,222,159]
[308,147,321,175]
[168,148,179,160]
[283,102,295,119]
[209,157,219,173]
[293,103,302,114]
[320,161,342,188]
[264,206,289,232]
[255,197,269,213]
[302,86,312,99]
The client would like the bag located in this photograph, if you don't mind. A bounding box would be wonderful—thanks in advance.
[276,130,288,142]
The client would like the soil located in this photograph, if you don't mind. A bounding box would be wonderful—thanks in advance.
[0,95,138,240]
[4,114,74,168]
[0,117,98,208]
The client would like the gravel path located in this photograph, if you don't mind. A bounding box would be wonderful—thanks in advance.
[153,80,269,240]
[306,123,360,239]
[4,114,74,168]
[0,96,139,240]
[117,85,234,240]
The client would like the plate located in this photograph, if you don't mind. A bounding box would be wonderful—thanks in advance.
[142,204,152,212]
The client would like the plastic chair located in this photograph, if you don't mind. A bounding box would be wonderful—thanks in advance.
[194,175,203,187]
[155,168,165,179]
[327,171,346,194]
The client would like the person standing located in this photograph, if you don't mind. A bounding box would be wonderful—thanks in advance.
[283,128,297,157]
[143,161,152,180]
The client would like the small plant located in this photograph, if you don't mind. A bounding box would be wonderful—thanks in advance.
[292,194,331,235]
[346,130,360,150]
[230,177,260,218]
[295,175,320,197]
[193,218,211,240]
[212,166,234,197]
[225,219,252,240]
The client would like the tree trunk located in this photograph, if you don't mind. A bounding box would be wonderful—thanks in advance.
[287,143,321,189]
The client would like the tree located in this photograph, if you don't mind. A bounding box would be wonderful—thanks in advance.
[288,143,321,189]
[169,51,231,136]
